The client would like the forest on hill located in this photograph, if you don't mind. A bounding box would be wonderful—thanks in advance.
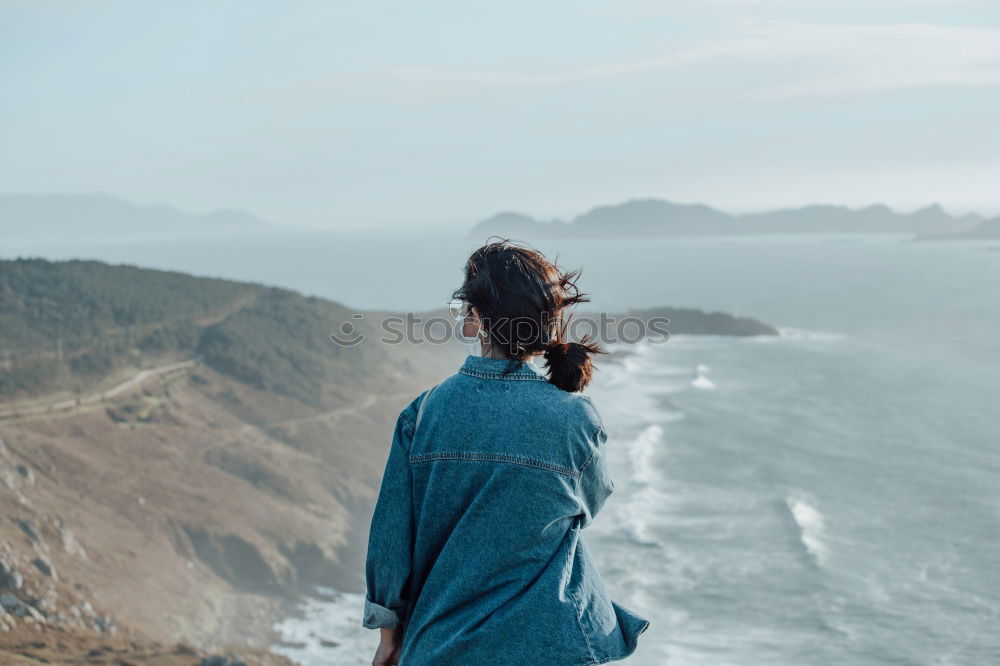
[0,259,392,405]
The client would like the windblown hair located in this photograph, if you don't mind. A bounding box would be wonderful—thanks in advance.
[452,239,603,392]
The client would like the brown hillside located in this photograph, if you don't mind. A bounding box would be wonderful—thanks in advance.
[0,260,461,660]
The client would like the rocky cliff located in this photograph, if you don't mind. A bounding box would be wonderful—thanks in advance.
[0,259,456,659]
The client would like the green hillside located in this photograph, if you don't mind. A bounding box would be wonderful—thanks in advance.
[0,259,386,403]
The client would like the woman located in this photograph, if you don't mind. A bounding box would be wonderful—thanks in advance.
[363,240,649,665]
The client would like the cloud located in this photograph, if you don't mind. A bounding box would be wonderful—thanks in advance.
[739,22,1000,96]
[389,21,1000,98]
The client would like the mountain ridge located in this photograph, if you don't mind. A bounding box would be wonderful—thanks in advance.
[469,198,988,240]
[1,193,271,241]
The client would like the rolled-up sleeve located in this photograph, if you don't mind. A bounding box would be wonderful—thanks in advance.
[577,425,614,528]
[363,410,416,629]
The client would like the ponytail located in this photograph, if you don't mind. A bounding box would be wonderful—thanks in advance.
[543,338,603,393]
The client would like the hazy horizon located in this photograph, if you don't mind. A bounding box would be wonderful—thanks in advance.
[1,191,995,235]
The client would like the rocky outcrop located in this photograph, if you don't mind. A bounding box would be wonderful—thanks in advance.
[0,618,295,665]
[201,655,249,666]
[576,307,778,338]
[182,526,284,594]
[627,306,778,337]
[0,536,113,634]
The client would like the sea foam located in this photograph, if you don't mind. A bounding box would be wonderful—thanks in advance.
[776,328,845,342]
[786,496,828,565]
[691,364,716,390]
[273,590,373,666]
[614,424,669,547]
[628,424,664,486]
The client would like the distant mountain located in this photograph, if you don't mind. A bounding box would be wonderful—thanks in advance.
[916,217,1000,241]
[575,200,733,237]
[475,212,569,238]
[1,193,270,241]
[468,198,984,240]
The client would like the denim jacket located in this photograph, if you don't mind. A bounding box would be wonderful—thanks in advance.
[363,355,649,665]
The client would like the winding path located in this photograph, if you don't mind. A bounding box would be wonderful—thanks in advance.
[0,358,198,420]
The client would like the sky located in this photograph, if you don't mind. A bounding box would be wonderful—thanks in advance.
[2,0,1000,229]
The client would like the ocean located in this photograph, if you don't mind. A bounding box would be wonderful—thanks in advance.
[8,233,999,664]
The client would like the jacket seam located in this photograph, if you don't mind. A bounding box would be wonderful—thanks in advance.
[399,412,416,439]
[458,368,549,382]
[580,396,606,433]
[578,426,602,475]
[567,562,599,665]
[574,425,604,528]
[409,452,580,479]
[585,655,627,665]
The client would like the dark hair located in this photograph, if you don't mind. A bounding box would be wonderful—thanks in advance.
[452,239,603,392]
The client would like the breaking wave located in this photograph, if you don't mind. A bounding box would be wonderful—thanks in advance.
[786,495,828,565]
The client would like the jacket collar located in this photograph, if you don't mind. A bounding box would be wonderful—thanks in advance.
[459,355,549,381]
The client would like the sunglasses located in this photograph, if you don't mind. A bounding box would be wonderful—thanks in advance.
[448,298,469,322]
